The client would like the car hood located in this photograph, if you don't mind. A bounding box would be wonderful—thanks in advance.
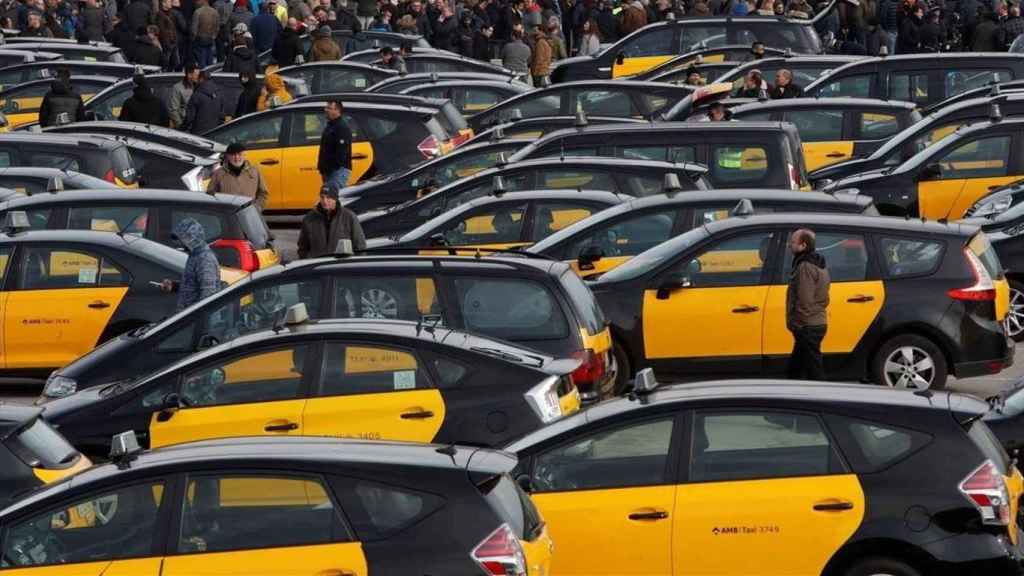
[338,175,394,199]
[827,167,890,189]
[50,330,137,385]
[810,156,875,182]
[41,385,107,423]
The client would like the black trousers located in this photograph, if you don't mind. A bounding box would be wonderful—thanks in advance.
[787,325,827,381]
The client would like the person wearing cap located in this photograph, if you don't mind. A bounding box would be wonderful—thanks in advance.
[223,22,257,73]
[38,69,85,127]
[208,142,269,212]
[297,184,366,259]
[229,0,255,33]
[378,45,406,74]
[119,74,171,126]
[310,23,341,60]
[318,98,352,190]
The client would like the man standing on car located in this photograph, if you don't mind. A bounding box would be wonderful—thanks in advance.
[786,228,830,380]
[318,98,352,190]
[297,184,366,259]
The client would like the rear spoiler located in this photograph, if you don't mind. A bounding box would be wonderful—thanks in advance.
[949,390,996,426]
[465,447,518,486]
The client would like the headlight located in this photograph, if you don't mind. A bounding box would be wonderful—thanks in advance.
[970,194,1013,218]
[524,375,562,423]
[182,166,203,192]
[44,375,77,399]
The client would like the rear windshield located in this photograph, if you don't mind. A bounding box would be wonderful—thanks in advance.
[237,205,270,248]
[453,276,568,341]
[967,420,1010,475]
[111,145,138,185]
[479,474,542,540]
[5,418,80,470]
[560,269,606,335]
[968,233,1004,280]
[130,237,187,270]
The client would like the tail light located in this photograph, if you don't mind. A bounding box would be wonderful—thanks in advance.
[212,239,260,271]
[524,375,564,423]
[472,523,527,576]
[571,348,606,395]
[949,247,996,302]
[103,168,115,183]
[960,459,1011,526]
[787,163,800,190]
[417,135,440,159]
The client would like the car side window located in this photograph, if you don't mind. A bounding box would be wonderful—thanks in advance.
[0,246,10,286]
[24,208,51,229]
[27,152,79,172]
[564,210,677,260]
[334,275,442,322]
[818,74,872,98]
[460,87,506,113]
[0,150,13,168]
[212,114,284,149]
[859,112,901,139]
[710,145,769,186]
[618,145,696,164]
[782,232,868,283]
[180,345,309,407]
[933,135,1011,179]
[319,342,428,396]
[784,109,844,142]
[878,237,944,278]
[889,72,929,105]
[532,203,599,242]
[1,481,164,568]
[531,418,674,492]
[68,206,148,235]
[624,26,675,57]
[825,414,932,473]
[671,231,775,288]
[574,90,637,117]
[322,68,372,91]
[18,246,128,289]
[178,475,350,554]
[171,210,223,242]
[439,202,527,245]
[288,111,328,146]
[332,478,444,541]
[500,94,561,121]
[690,411,844,482]
[453,276,568,341]
[945,69,1011,99]
[537,170,617,192]
[203,280,323,343]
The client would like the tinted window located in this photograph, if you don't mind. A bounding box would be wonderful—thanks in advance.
[68,205,148,235]
[532,203,599,242]
[480,474,541,540]
[860,112,901,139]
[211,115,284,149]
[179,475,349,553]
[969,233,1003,280]
[673,231,774,288]
[334,275,441,321]
[710,145,769,185]
[2,482,163,567]
[532,418,674,492]
[416,148,509,189]
[564,211,676,260]
[691,412,841,482]
[0,82,50,113]
[19,247,128,289]
[889,72,929,105]
[624,26,676,56]
[289,111,328,146]
[203,280,322,342]
[438,202,526,245]
[319,343,427,396]
[826,415,931,473]
[454,277,568,341]
[180,345,309,407]
[946,69,1012,98]
[537,169,617,191]
[783,232,868,282]
[786,109,843,142]
[322,68,373,91]
[575,90,637,117]
[458,87,507,113]
[171,209,224,242]
[618,145,695,164]
[559,268,606,334]
[819,74,872,98]
[27,152,80,172]
[879,237,944,278]
[337,478,444,541]
[500,94,561,121]
[933,135,1011,179]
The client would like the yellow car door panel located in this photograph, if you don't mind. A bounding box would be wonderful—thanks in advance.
[803,141,855,172]
[643,286,768,359]
[351,141,373,182]
[613,55,674,78]
[919,176,1021,220]
[162,543,368,576]
[280,144,323,211]
[762,281,885,355]
[245,148,284,210]
[149,398,306,448]
[0,558,164,576]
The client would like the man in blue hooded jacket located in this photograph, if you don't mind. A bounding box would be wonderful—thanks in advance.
[161,218,222,310]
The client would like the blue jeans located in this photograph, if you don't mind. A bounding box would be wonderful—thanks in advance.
[192,39,214,68]
[885,30,897,55]
[323,168,351,190]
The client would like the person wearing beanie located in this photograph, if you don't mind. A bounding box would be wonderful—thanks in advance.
[207,142,269,212]
[297,183,366,259]
[309,23,341,60]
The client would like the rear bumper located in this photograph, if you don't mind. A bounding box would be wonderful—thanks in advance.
[957,337,1015,379]
[923,532,1023,575]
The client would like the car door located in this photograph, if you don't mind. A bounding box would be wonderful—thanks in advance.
[280,108,331,211]
[0,480,168,576]
[854,110,906,157]
[782,108,851,171]
[557,208,681,276]
[675,409,864,576]
[162,473,367,576]
[611,26,678,78]
[301,341,445,442]
[4,244,130,369]
[642,230,778,376]
[761,229,884,373]
[887,69,932,107]
[147,343,314,448]
[526,415,680,576]
[916,132,1020,219]
[210,112,285,208]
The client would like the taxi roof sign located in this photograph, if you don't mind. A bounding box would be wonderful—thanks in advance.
[633,368,659,396]
[3,210,29,234]
[109,430,141,464]
[284,302,309,326]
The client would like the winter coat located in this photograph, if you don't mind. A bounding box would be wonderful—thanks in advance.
[297,203,366,259]
[972,16,1003,51]
[235,77,262,117]
[168,80,194,128]
[124,0,153,33]
[38,80,85,127]
[897,13,921,52]
[119,84,171,126]
[272,26,302,66]
[433,15,458,51]
[228,5,254,33]
[251,12,281,52]
[133,36,164,66]
[471,30,491,60]
[786,250,830,330]
[547,32,567,60]
[155,8,184,46]
[317,115,352,177]
[580,33,600,55]
[619,3,647,35]
[530,35,552,76]
[879,0,900,30]
[172,218,222,311]
[310,36,341,61]
[224,41,257,73]
[191,3,220,40]
[207,160,268,210]
[501,39,531,75]
[77,5,109,41]
[770,82,804,98]
[257,73,292,110]
[183,79,225,134]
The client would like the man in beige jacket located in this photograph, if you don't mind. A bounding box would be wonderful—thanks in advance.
[786,228,830,380]
[207,142,269,212]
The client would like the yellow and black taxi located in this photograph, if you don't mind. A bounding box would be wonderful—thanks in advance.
[0,49,61,69]
[646,60,741,85]
[0,133,138,188]
[528,187,878,277]
[0,434,553,576]
[550,17,824,83]
[630,43,788,81]
[505,376,1024,576]
[587,212,1012,391]
[367,71,530,94]
[0,221,244,378]
[812,92,1024,186]
[108,137,218,191]
[45,253,614,401]
[0,168,114,196]
[923,79,1024,114]
[205,101,461,213]
[714,53,863,87]
[367,190,626,252]
[43,313,581,454]
[400,79,533,116]
[275,61,396,92]
[358,156,710,239]
[0,42,127,63]
[961,194,1024,341]
[461,114,643,148]
[804,53,1024,109]
[0,189,279,272]
[467,80,694,131]
[0,406,90,507]
[0,62,157,92]
[822,113,1024,219]
[41,121,226,159]
[729,97,921,171]
[0,76,117,129]
[340,138,531,213]
[509,121,810,191]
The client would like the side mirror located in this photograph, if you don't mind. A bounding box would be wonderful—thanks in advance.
[516,474,534,493]
[428,232,448,246]
[918,163,942,182]
[162,392,182,411]
[83,110,96,122]
[655,269,692,300]
[429,205,443,218]
[615,52,625,65]
[196,334,219,350]
[577,244,604,271]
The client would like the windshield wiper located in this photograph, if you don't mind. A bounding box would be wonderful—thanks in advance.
[470,346,544,367]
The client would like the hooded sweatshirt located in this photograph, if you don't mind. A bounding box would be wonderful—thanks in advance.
[786,250,830,330]
[172,218,222,311]
[257,73,292,110]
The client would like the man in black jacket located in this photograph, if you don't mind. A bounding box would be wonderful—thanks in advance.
[297,184,366,259]
[38,69,85,127]
[235,70,261,118]
[183,71,225,134]
[272,17,303,66]
[317,98,352,190]
[119,74,171,126]
[769,69,804,99]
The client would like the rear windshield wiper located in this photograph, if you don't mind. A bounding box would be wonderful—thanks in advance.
[470,346,544,367]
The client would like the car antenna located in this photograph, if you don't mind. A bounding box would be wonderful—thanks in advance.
[435,444,458,463]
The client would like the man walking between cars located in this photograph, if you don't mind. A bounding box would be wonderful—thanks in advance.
[297,184,366,259]
[318,99,352,190]
[786,228,830,380]
[207,142,268,211]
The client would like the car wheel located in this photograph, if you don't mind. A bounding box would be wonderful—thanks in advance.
[843,557,922,576]
[873,333,948,391]
[1006,280,1024,342]
[360,287,399,319]
[611,341,631,396]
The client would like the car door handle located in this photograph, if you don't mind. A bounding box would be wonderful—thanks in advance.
[597,66,611,72]
[846,295,875,303]
[400,410,435,420]
[825,152,847,158]
[264,420,299,432]
[731,305,759,313]
[87,300,110,309]
[316,571,357,576]
[628,509,669,521]
[259,159,280,166]
[352,153,368,160]
[813,500,855,512]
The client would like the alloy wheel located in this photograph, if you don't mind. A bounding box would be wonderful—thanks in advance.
[1006,287,1024,339]
[882,346,935,390]
[360,288,399,319]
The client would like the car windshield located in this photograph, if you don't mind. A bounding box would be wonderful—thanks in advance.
[529,203,625,254]
[598,225,709,283]
[896,126,973,174]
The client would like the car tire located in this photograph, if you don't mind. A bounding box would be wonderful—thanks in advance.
[843,557,922,576]
[611,341,632,396]
[1006,280,1024,342]
[872,333,948,391]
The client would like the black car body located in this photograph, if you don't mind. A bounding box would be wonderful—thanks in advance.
[357,157,710,239]
[0,76,118,128]
[0,167,115,196]
[370,53,514,76]
[461,115,644,148]
[400,80,532,116]
[275,61,396,93]
[40,121,226,158]
[0,42,126,63]
[0,133,138,187]
[0,62,158,91]
[104,136,218,191]
[367,71,527,94]
[630,43,788,81]
[0,48,61,69]
[646,61,740,84]
[466,80,694,131]
[714,54,863,86]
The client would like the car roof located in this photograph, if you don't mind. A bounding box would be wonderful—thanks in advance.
[731,97,918,113]
[807,53,1024,88]
[0,167,97,178]
[0,229,165,246]
[538,79,696,92]
[946,115,1024,138]
[705,211,978,236]
[42,121,226,150]
[4,42,121,53]
[370,71,524,86]
[0,75,117,93]
[254,251,569,280]
[243,100,440,116]
[490,155,708,175]
[539,120,796,136]
[0,132,122,148]
[0,189,248,210]
[627,188,872,210]
[277,60,391,73]
[404,79,531,90]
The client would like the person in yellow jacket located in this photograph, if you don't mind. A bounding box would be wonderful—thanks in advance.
[257,73,293,111]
